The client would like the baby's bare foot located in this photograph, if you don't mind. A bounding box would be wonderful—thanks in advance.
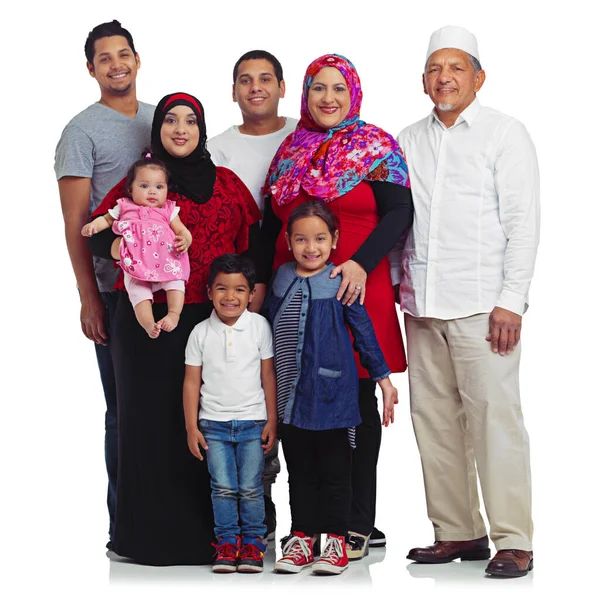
[144,322,161,339]
[159,312,180,332]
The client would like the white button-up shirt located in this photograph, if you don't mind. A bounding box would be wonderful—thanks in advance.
[391,99,540,319]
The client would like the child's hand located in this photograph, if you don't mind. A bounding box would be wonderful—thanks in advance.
[379,377,399,427]
[261,421,277,453]
[187,428,208,460]
[174,229,193,254]
[81,223,96,237]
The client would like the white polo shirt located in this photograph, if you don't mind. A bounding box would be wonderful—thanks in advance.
[185,309,273,421]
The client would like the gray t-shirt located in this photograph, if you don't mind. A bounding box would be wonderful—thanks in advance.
[55,101,155,292]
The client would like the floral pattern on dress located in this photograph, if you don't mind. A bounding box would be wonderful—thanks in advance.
[111,197,190,283]
[164,258,183,280]
[147,224,164,242]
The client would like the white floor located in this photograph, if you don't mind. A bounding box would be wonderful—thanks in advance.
[8,356,592,600]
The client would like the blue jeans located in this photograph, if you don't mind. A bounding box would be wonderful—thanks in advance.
[93,291,119,540]
[199,419,267,545]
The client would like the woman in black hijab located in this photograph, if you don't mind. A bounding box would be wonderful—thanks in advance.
[90,93,262,565]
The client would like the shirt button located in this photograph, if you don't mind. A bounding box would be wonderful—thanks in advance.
[301,313,305,316]
[228,329,232,333]
[228,342,233,346]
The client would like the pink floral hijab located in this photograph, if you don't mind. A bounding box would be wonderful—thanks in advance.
[265,54,410,205]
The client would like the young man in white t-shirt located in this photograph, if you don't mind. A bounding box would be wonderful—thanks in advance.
[207,50,297,540]
[184,254,276,573]
[207,50,298,213]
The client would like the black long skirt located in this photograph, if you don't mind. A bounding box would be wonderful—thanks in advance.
[111,293,214,565]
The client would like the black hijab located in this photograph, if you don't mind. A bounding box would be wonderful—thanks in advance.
[151,92,217,204]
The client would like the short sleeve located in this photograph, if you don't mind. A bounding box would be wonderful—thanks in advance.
[91,177,130,219]
[54,123,95,180]
[257,316,274,360]
[207,138,227,167]
[185,324,205,366]
[169,204,180,221]
[108,205,121,220]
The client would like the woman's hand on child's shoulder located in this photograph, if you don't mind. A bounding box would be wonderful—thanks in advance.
[187,428,208,460]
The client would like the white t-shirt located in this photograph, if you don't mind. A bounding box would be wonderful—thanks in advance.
[185,309,274,421]
[207,117,298,212]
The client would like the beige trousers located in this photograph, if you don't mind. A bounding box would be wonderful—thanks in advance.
[405,313,533,551]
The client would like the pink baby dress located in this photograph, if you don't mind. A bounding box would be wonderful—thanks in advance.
[111,198,190,282]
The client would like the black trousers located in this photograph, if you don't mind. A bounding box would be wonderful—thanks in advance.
[349,379,382,536]
[281,425,352,536]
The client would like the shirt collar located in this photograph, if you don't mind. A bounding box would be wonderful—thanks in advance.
[208,308,251,334]
[427,97,482,129]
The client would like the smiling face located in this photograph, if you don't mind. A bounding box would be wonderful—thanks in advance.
[160,105,200,158]
[423,48,485,125]
[286,215,339,277]
[87,35,140,97]
[307,67,351,129]
[208,272,254,325]
[233,58,285,121]
[129,166,168,208]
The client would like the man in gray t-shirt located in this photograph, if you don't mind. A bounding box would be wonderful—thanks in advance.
[54,20,154,544]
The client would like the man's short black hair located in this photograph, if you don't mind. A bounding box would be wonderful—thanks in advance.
[85,20,136,64]
[207,254,256,289]
[233,50,283,84]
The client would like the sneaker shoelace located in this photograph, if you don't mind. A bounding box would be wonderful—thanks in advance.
[212,541,238,560]
[239,544,263,561]
[319,536,344,563]
[281,535,311,561]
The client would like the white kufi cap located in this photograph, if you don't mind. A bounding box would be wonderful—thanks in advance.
[426,25,480,62]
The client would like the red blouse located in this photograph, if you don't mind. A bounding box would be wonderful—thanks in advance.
[92,167,261,304]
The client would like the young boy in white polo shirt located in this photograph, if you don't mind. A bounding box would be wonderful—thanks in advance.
[183,254,277,573]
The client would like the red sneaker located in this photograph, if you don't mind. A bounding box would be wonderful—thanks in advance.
[238,539,265,573]
[274,531,315,573]
[312,534,349,575]
[212,537,240,573]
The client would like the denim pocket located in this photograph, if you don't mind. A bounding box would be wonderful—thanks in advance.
[252,420,267,426]
[317,367,342,403]
[198,418,213,429]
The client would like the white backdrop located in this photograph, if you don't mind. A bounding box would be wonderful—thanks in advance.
[2,1,597,598]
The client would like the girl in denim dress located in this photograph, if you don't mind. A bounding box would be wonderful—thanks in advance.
[262,201,398,575]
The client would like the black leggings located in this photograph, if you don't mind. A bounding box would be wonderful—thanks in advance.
[281,425,352,536]
[349,379,382,536]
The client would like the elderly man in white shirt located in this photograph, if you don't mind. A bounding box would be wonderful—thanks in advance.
[392,26,539,578]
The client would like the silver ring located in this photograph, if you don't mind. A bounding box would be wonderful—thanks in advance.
[355,285,361,291]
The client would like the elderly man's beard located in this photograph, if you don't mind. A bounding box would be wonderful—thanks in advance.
[436,102,455,111]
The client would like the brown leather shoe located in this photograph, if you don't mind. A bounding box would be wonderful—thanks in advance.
[407,535,490,563]
[485,549,533,577]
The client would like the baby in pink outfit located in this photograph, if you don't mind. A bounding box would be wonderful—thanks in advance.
[82,155,192,338]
